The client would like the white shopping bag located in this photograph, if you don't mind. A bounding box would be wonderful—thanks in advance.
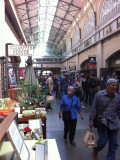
[83,130,97,148]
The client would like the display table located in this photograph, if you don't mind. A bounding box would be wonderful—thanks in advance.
[0,139,61,160]
[18,115,46,139]
[0,115,46,139]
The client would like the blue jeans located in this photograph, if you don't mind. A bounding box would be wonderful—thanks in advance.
[89,92,96,106]
[94,123,118,160]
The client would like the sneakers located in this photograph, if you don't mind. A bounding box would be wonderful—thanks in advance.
[47,108,54,111]
[70,140,76,147]
[82,106,86,109]
[92,150,98,159]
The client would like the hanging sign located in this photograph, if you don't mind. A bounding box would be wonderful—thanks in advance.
[8,45,33,56]
[88,57,96,67]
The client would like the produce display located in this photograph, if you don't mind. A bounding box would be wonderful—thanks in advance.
[0,98,18,117]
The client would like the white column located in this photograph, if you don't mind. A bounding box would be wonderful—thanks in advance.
[96,42,102,78]
[76,53,79,70]
[0,0,5,57]
[66,59,68,71]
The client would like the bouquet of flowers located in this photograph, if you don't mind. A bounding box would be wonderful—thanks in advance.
[24,127,32,132]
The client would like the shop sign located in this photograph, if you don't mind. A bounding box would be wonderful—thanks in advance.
[62,66,66,71]
[8,45,33,56]
[70,65,76,70]
[88,57,96,67]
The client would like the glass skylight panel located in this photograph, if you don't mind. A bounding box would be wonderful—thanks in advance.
[34,0,59,56]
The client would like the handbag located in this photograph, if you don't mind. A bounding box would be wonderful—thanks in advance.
[46,95,55,103]
[83,129,97,148]
[62,99,73,121]
[93,99,112,128]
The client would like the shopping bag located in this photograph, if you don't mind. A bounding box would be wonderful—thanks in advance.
[46,96,55,103]
[83,130,97,148]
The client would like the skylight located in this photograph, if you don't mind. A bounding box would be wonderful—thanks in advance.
[34,0,58,57]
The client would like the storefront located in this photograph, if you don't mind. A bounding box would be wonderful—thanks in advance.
[101,51,120,78]
[80,59,97,77]
[108,51,120,76]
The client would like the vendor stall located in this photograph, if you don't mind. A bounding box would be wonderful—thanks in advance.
[0,112,61,160]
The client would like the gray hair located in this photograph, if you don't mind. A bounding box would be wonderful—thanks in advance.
[68,86,74,92]
[107,78,118,85]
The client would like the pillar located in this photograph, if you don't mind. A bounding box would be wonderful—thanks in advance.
[96,42,102,78]
[76,53,79,70]
[66,59,68,71]
[0,0,5,57]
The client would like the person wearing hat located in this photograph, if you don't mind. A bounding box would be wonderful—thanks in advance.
[59,86,83,147]
[89,78,120,160]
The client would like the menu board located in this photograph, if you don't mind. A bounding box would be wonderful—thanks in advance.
[8,120,30,160]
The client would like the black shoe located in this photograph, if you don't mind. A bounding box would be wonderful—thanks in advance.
[64,138,67,142]
[70,140,76,147]
[92,150,98,159]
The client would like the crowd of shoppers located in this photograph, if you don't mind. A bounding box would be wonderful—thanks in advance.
[41,71,120,159]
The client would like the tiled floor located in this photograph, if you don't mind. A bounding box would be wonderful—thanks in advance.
[46,98,120,160]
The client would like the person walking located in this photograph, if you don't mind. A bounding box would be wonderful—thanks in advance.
[59,86,83,147]
[88,73,100,106]
[60,74,70,97]
[46,73,54,111]
[74,77,85,108]
[82,75,89,104]
[89,78,120,160]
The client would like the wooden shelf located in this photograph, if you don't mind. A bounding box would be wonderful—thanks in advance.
[0,114,46,139]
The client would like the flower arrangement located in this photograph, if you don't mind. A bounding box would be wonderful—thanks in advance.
[24,127,32,132]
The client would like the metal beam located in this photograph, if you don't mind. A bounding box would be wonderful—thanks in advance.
[52,0,73,46]
[15,0,38,7]
[59,0,81,9]
[48,13,72,23]
[20,14,38,22]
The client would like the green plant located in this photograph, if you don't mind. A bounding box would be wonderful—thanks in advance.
[15,81,49,108]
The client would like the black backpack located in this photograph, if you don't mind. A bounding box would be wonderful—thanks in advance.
[88,78,97,88]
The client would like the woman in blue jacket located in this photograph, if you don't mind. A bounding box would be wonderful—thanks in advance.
[59,86,83,147]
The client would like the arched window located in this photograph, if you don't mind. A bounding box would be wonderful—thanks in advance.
[83,15,94,37]
[101,0,120,22]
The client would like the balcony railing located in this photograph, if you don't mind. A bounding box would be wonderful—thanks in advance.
[62,16,120,61]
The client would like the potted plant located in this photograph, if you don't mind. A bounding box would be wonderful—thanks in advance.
[14,81,48,110]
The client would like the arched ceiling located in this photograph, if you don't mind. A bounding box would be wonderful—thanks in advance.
[8,0,86,55]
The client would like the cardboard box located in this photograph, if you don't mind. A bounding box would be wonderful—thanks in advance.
[36,140,48,160]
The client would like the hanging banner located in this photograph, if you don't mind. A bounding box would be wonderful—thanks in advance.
[8,63,16,88]
[8,45,33,56]
[88,57,96,67]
